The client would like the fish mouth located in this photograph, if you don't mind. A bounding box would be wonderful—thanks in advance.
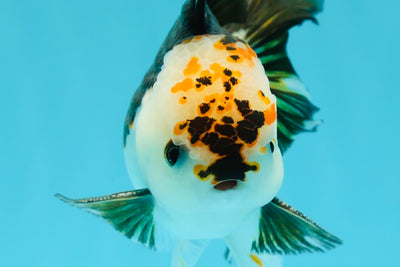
[213,180,238,191]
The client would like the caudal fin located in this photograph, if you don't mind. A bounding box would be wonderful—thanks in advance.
[207,0,324,152]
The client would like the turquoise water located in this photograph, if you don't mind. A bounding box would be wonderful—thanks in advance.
[1,0,399,266]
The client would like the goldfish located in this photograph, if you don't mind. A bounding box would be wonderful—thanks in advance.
[56,0,342,266]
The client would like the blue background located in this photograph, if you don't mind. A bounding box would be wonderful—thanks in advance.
[1,0,399,266]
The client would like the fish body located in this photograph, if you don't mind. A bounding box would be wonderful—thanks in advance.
[124,34,283,239]
[57,1,342,266]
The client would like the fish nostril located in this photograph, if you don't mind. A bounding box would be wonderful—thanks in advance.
[213,180,238,191]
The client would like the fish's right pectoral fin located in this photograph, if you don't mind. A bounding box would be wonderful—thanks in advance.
[55,189,157,249]
[253,197,343,254]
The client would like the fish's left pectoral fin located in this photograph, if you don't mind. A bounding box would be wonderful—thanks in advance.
[55,189,156,249]
[254,197,343,255]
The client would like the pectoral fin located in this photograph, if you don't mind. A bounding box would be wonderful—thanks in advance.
[253,197,342,254]
[55,189,156,249]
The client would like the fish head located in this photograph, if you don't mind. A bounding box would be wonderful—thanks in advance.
[131,35,283,210]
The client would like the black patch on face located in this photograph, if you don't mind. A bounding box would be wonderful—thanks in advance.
[222,116,234,124]
[236,121,259,144]
[215,123,235,137]
[224,68,232,76]
[196,83,201,88]
[187,116,215,144]
[229,77,238,86]
[234,99,266,144]
[201,132,219,145]
[230,55,240,61]
[196,76,212,86]
[198,154,257,182]
[220,35,237,45]
[199,103,211,114]
[209,137,241,156]
[179,122,188,130]
[223,81,232,92]
[179,96,266,184]
[234,99,252,116]
[226,46,236,51]
[244,111,265,128]
[210,98,216,103]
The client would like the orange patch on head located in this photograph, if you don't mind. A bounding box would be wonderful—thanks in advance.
[225,101,233,112]
[258,90,271,105]
[181,38,193,44]
[173,121,188,135]
[249,162,260,172]
[264,103,277,125]
[179,96,187,104]
[236,47,252,61]
[213,40,227,50]
[171,78,193,93]
[232,70,242,77]
[247,45,257,58]
[209,63,225,81]
[246,138,258,148]
[260,146,268,154]
[204,93,219,103]
[194,164,213,181]
[183,57,201,76]
[250,254,264,267]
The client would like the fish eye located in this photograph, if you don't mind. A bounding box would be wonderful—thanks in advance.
[269,141,275,153]
[164,140,180,166]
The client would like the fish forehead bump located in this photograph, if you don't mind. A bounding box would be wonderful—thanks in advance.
[153,34,277,160]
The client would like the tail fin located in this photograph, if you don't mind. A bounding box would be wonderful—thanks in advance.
[208,0,323,152]
[55,189,157,249]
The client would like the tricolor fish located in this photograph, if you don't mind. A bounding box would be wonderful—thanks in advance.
[56,0,342,266]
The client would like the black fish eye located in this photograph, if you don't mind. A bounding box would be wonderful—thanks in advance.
[269,141,275,153]
[164,140,180,166]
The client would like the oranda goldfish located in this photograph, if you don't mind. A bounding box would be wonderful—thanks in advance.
[57,0,342,266]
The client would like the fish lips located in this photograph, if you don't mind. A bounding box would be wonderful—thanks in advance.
[213,179,239,191]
